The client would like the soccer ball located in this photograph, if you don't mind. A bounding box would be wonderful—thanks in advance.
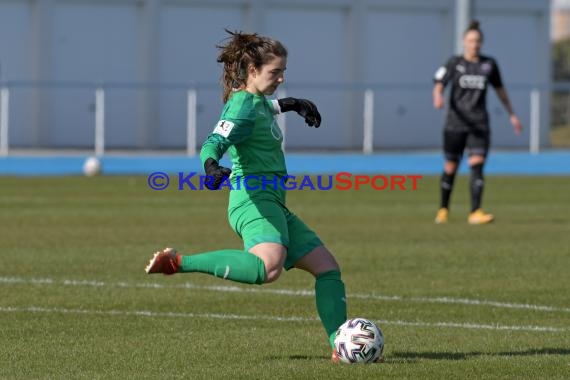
[82,156,102,177]
[333,318,384,364]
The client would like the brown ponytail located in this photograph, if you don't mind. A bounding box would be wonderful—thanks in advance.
[216,29,287,103]
[465,19,484,41]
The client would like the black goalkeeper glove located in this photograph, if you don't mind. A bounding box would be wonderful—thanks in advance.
[204,158,232,190]
[277,97,322,128]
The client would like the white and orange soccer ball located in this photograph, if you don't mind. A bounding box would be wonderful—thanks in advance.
[333,318,384,364]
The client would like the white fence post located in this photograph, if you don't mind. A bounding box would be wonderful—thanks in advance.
[363,89,374,154]
[95,87,105,157]
[186,88,197,156]
[0,87,9,156]
[276,89,286,150]
[530,88,540,155]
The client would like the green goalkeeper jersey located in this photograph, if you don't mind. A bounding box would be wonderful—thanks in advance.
[200,90,286,179]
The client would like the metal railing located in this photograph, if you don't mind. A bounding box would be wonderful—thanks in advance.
[0,81,554,156]
[550,82,570,149]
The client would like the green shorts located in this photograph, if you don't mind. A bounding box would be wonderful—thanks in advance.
[228,195,323,270]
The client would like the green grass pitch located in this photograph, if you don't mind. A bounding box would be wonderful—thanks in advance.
[0,175,569,379]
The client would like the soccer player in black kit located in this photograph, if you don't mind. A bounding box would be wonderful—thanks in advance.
[433,20,522,225]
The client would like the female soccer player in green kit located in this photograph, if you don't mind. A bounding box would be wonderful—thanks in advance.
[145,30,348,363]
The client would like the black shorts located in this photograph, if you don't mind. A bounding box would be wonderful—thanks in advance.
[443,129,490,162]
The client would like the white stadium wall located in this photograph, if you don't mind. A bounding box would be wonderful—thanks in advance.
[362,1,454,149]
[0,0,34,147]
[475,1,551,150]
[0,0,551,151]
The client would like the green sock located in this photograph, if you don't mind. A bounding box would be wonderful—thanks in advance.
[315,270,347,348]
[179,249,266,285]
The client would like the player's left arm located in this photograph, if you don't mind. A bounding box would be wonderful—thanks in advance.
[490,60,522,135]
[494,88,522,135]
[270,98,322,128]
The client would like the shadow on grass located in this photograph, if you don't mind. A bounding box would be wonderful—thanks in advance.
[391,348,570,362]
[266,348,570,363]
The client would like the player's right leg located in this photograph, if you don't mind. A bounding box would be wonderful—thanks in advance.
[145,247,268,284]
[145,197,288,285]
[436,129,467,223]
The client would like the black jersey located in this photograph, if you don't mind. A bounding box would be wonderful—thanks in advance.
[434,55,503,131]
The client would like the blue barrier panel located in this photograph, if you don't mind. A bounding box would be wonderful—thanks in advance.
[1,151,569,176]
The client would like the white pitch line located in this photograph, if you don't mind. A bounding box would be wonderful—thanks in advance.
[1,276,570,313]
[0,306,310,322]
[0,306,566,333]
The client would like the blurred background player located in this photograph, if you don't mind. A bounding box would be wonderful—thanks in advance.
[433,20,522,225]
[145,30,351,362]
